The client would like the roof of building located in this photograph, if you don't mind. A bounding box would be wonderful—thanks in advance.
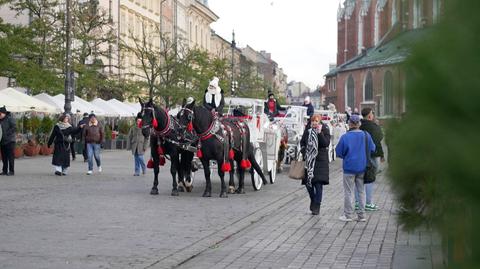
[325,28,431,76]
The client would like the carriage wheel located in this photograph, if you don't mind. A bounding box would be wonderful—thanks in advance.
[269,161,277,184]
[251,146,263,191]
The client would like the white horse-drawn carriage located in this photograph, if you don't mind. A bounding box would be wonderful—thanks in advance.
[224,97,282,190]
[274,106,309,164]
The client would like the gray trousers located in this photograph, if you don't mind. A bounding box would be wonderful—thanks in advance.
[343,173,366,219]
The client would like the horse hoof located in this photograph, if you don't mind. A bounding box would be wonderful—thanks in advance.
[178,186,185,192]
[171,190,179,196]
[186,186,193,192]
[220,193,228,198]
[150,189,159,195]
[228,186,236,194]
[202,192,211,197]
[235,188,246,194]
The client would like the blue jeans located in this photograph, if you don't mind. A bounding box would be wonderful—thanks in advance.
[87,143,101,171]
[306,182,323,204]
[355,157,379,204]
[134,153,146,174]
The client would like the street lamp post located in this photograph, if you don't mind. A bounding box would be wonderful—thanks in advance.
[230,30,236,95]
[64,0,74,114]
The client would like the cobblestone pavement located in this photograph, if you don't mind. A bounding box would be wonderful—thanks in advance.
[0,151,438,269]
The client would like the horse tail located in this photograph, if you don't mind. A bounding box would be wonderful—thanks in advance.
[248,143,267,184]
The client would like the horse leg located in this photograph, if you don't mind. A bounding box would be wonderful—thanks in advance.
[236,160,246,194]
[183,152,194,192]
[201,159,212,197]
[218,160,228,198]
[151,158,160,195]
[249,151,268,185]
[170,154,180,196]
[228,159,236,194]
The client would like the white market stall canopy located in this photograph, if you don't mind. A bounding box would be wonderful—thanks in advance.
[53,94,107,116]
[107,99,138,117]
[0,88,60,113]
[33,93,64,112]
[124,102,141,113]
[91,98,128,117]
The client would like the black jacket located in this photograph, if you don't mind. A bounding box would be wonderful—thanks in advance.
[77,117,89,140]
[360,119,384,158]
[203,90,225,115]
[48,124,81,167]
[264,99,285,117]
[303,103,314,118]
[0,112,16,145]
[300,123,331,185]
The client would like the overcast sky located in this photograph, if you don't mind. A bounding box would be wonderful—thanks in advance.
[208,0,339,89]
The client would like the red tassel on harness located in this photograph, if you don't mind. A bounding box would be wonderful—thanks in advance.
[147,159,154,169]
[159,156,166,166]
[221,162,231,172]
[157,146,165,155]
[187,122,193,132]
[196,149,203,158]
[137,119,142,128]
[152,118,158,129]
[240,160,248,170]
[246,159,252,168]
[229,149,235,160]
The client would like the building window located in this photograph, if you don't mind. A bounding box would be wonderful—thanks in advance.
[433,0,441,23]
[391,0,397,26]
[333,78,336,91]
[346,74,355,110]
[413,0,423,29]
[357,14,364,54]
[364,72,373,101]
[384,71,394,115]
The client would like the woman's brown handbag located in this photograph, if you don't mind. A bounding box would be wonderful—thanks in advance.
[288,159,305,180]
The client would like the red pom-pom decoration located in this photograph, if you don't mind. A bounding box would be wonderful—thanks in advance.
[245,159,252,169]
[187,122,193,132]
[196,149,203,158]
[229,149,235,160]
[152,118,158,129]
[221,162,231,172]
[157,146,165,155]
[147,159,154,169]
[159,156,166,166]
[137,120,142,128]
[240,159,249,169]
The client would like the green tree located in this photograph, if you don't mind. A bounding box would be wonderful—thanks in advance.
[387,1,480,267]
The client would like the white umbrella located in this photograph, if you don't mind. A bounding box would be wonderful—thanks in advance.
[91,98,122,117]
[0,91,30,112]
[107,99,137,117]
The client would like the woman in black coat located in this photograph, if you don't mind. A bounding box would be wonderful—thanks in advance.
[300,114,331,215]
[47,114,83,176]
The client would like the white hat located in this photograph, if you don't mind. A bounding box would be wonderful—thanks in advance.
[208,77,219,89]
[186,96,194,105]
[207,76,221,94]
[304,96,311,103]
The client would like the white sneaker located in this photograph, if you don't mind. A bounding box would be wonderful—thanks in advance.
[357,217,367,222]
[87,170,93,175]
[98,166,102,173]
[339,215,353,222]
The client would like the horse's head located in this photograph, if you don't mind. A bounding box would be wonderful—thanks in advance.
[178,98,196,133]
[139,98,156,137]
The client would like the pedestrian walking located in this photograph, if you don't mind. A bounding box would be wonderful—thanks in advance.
[47,114,83,176]
[0,106,16,176]
[300,114,330,215]
[335,114,375,222]
[128,113,149,176]
[354,107,385,211]
[78,113,89,162]
[83,114,104,175]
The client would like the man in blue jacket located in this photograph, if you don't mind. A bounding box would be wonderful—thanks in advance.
[335,114,375,222]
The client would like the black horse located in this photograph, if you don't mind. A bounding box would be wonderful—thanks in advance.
[140,99,195,196]
[178,100,267,198]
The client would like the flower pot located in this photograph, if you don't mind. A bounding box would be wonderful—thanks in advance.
[24,145,39,156]
[14,146,24,158]
[40,145,51,155]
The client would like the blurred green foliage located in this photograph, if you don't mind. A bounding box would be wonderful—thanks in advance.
[387,1,480,267]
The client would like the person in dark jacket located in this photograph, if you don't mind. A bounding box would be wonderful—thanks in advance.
[47,113,83,175]
[353,107,385,211]
[83,114,104,175]
[78,113,89,162]
[264,92,285,119]
[302,96,315,118]
[300,114,330,215]
[0,106,16,176]
[203,76,225,116]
